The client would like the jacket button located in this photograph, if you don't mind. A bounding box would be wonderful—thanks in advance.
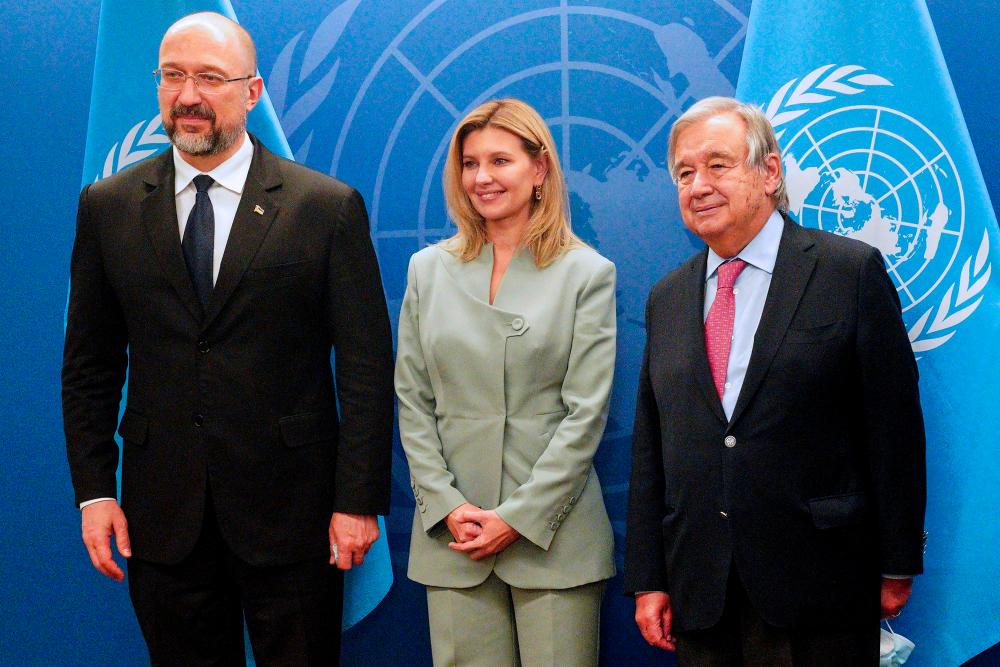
[511,317,524,331]
[724,435,736,448]
[194,414,205,427]
[197,339,211,353]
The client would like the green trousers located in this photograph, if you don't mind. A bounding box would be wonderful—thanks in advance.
[426,572,605,667]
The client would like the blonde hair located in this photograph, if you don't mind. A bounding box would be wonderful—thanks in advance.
[667,96,789,212]
[442,98,581,267]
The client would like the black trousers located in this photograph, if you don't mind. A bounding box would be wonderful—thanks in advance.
[675,567,879,667]
[127,493,343,666]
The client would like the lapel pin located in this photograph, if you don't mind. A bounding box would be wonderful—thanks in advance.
[253,204,265,215]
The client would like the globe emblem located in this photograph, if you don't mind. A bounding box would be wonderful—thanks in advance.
[782,105,964,313]
[324,0,746,565]
[330,0,745,397]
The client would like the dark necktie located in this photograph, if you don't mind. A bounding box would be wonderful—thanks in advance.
[182,174,215,309]
[705,258,747,399]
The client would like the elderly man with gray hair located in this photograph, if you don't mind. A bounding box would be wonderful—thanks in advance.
[624,96,926,665]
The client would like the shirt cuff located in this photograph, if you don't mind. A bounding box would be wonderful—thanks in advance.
[79,497,116,509]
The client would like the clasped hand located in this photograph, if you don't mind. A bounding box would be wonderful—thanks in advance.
[446,503,520,560]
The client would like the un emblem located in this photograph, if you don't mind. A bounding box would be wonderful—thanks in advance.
[309,0,746,417]
[767,65,990,353]
[95,114,169,181]
[271,0,750,567]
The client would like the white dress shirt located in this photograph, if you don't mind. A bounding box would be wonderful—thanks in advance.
[173,132,254,284]
[703,210,783,420]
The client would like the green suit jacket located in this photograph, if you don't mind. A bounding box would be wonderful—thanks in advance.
[395,243,617,589]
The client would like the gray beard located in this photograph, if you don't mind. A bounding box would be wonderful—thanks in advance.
[167,117,246,157]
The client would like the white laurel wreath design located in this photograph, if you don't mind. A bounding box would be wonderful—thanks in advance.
[764,63,892,141]
[98,114,170,180]
[765,64,991,354]
[907,230,991,353]
[267,0,359,163]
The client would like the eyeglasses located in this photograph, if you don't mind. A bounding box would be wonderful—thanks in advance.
[153,68,255,93]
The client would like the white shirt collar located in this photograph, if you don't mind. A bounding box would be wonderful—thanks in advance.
[173,132,254,196]
[706,209,785,280]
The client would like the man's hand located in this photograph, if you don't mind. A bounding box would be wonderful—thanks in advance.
[881,577,913,619]
[81,500,131,581]
[446,508,519,560]
[445,503,483,543]
[635,591,675,651]
[329,513,380,570]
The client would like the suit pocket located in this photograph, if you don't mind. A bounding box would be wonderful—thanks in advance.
[244,259,313,283]
[278,411,338,448]
[784,320,844,344]
[117,408,149,447]
[809,492,867,529]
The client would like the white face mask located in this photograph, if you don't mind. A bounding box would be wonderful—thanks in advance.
[879,623,915,667]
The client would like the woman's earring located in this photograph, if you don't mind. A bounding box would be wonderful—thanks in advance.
[534,185,543,201]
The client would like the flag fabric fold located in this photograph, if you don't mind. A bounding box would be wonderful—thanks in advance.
[81,0,392,639]
[737,1,1000,664]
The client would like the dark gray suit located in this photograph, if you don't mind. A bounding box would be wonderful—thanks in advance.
[625,215,926,633]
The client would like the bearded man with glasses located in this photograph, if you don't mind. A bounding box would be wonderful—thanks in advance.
[62,12,394,665]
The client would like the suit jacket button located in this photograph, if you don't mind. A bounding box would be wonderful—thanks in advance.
[511,317,524,331]
[724,435,736,448]
[194,414,205,427]
[197,339,210,353]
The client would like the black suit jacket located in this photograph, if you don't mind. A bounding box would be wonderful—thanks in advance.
[62,137,394,567]
[624,214,926,631]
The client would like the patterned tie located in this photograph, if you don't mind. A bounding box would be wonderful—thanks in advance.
[705,258,747,400]
[182,174,215,309]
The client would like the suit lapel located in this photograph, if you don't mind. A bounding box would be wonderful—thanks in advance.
[681,250,727,424]
[729,215,817,428]
[203,138,281,328]
[141,151,204,321]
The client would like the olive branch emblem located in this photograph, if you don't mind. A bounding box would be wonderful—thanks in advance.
[97,114,169,181]
[267,0,360,163]
[906,230,991,353]
[764,64,891,141]
[764,64,991,354]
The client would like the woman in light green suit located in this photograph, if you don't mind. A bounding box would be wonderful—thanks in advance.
[395,98,616,666]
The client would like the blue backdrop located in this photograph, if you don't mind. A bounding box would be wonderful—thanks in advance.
[1,1,997,665]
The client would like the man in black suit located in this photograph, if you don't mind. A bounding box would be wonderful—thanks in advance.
[62,12,394,664]
[624,97,926,664]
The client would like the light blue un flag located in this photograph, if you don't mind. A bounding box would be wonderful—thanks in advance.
[81,0,392,640]
[736,1,1000,664]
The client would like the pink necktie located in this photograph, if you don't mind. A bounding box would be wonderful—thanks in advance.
[705,259,747,400]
